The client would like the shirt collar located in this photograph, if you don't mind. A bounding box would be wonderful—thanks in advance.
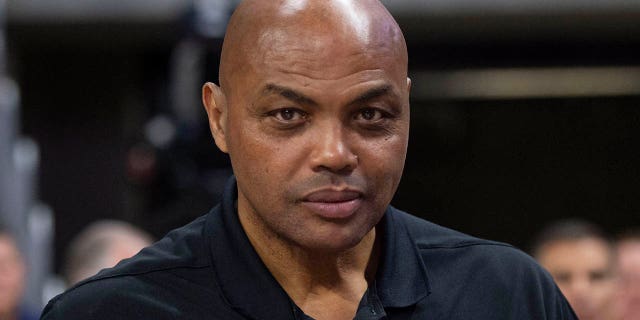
[207,176,295,319]
[206,176,430,319]
[375,207,431,308]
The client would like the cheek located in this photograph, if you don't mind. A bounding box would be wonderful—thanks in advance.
[232,143,295,182]
[1,265,24,289]
[364,135,408,179]
[356,136,408,209]
[227,120,303,202]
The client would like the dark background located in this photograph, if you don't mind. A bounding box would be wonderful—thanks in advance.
[7,2,640,272]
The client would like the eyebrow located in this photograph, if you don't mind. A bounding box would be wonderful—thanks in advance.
[261,83,395,106]
[349,84,393,106]
[262,84,318,106]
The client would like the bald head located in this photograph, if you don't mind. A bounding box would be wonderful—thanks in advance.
[219,0,407,92]
[64,220,153,285]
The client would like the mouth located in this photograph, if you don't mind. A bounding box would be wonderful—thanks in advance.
[301,189,363,219]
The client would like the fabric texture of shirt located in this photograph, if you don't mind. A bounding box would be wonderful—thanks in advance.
[41,177,577,320]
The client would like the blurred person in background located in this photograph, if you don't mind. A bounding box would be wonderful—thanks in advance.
[532,219,617,320]
[613,229,640,320]
[63,220,153,286]
[0,224,39,320]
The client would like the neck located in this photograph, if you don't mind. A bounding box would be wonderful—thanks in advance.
[239,208,380,320]
[262,229,378,293]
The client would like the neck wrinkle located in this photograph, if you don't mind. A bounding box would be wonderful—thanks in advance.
[238,205,379,306]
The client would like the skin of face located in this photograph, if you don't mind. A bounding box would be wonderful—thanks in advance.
[537,238,616,320]
[615,240,640,320]
[0,235,26,319]
[203,0,410,253]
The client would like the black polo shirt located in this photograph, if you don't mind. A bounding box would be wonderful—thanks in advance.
[41,177,576,319]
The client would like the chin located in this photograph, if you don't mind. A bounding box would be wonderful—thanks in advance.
[297,228,371,253]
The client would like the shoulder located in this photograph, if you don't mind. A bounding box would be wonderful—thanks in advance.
[390,207,547,280]
[389,207,507,248]
[41,270,239,320]
[41,208,242,320]
[388,207,577,319]
[390,207,532,260]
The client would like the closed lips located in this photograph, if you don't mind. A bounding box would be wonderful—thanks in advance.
[303,190,362,203]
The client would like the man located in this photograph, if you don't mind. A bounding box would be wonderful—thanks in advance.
[41,1,576,319]
[63,220,153,286]
[532,219,616,320]
[613,229,640,320]
[0,225,39,320]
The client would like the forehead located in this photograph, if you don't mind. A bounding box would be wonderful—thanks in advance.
[618,241,640,268]
[260,33,397,80]
[540,238,612,269]
[240,7,406,84]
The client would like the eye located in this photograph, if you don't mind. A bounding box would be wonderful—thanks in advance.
[355,108,384,122]
[268,108,307,124]
[553,272,571,284]
[277,109,297,121]
[589,270,609,282]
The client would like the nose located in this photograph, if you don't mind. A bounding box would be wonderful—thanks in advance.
[566,277,591,306]
[309,122,358,174]
[572,276,591,294]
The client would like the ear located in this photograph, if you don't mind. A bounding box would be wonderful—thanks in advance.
[202,82,229,153]
[406,77,412,94]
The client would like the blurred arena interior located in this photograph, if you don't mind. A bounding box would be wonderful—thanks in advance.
[2,0,640,309]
